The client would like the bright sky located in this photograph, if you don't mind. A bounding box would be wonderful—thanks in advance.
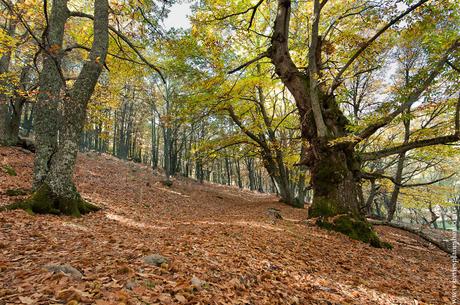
[163,3,192,30]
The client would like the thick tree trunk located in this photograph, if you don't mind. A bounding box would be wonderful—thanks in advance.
[266,0,387,247]
[32,0,67,189]
[308,146,361,218]
[11,0,109,216]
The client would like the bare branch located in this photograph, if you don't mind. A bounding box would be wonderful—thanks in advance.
[69,11,165,83]
[247,0,265,30]
[355,41,459,143]
[228,51,269,74]
[227,106,265,147]
[273,108,297,132]
[362,172,455,188]
[213,0,265,30]
[362,134,459,161]
[64,43,145,67]
[329,0,431,95]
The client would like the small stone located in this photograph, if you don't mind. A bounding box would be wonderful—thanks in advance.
[267,208,282,219]
[125,280,137,290]
[142,254,168,266]
[44,264,82,279]
[191,276,204,290]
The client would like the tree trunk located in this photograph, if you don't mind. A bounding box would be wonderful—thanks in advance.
[32,0,68,189]
[440,209,446,230]
[456,206,460,231]
[266,0,386,247]
[364,179,378,216]
[308,146,362,217]
[11,0,109,216]
[21,102,34,137]
[295,171,307,207]
[246,157,256,191]
[387,109,411,221]
[235,159,243,189]
[0,16,17,145]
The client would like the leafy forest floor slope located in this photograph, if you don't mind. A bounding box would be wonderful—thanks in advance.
[0,147,455,304]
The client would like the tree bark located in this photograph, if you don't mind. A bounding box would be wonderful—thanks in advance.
[16,0,109,216]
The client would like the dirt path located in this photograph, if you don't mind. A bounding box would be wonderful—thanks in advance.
[0,147,455,304]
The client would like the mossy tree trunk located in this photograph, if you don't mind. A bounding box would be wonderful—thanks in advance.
[18,0,109,216]
[245,0,458,246]
[308,145,361,218]
[266,0,385,246]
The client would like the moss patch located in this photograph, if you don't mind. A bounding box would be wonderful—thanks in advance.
[308,197,346,218]
[5,188,29,196]
[0,184,100,217]
[317,214,391,249]
[1,164,17,176]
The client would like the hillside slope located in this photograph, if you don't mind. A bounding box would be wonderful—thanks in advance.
[0,147,455,304]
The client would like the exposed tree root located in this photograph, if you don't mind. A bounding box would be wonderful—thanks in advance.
[0,184,100,217]
[317,214,392,249]
[368,219,459,256]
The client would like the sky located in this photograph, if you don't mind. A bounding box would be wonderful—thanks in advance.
[163,2,193,30]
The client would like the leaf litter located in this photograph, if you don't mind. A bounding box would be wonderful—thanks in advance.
[0,147,455,304]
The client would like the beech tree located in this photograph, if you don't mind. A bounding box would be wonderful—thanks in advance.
[198,0,460,245]
[2,0,109,215]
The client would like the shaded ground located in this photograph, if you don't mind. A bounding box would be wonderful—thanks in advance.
[0,147,456,304]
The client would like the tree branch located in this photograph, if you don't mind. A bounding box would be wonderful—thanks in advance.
[448,60,460,73]
[355,41,459,143]
[362,92,460,160]
[362,172,455,187]
[362,134,460,161]
[228,51,269,74]
[227,106,264,147]
[213,0,265,30]
[64,43,145,67]
[69,11,165,83]
[329,0,431,95]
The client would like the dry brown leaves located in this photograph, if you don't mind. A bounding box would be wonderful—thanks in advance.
[0,147,455,304]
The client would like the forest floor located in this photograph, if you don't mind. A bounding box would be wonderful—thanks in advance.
[0,146,456,305]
